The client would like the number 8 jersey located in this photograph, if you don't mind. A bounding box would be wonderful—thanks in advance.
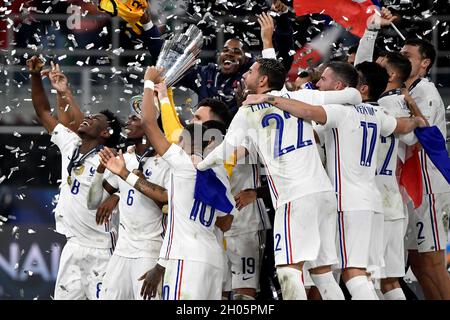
[314,103,398,212]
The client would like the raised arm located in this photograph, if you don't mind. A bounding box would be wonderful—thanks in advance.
[243,94,327,124]
[27,56,58,133]
[44,62,84,132]
[141,67,172,157]
[354,7,396,66]
[99,147,168,203]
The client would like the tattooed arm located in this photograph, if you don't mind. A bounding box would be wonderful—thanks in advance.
[99,147,168,203]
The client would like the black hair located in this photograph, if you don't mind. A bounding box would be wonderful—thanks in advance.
[100,109,123,148]
[326,61,359,88]
[202,120,227,146]
[256,58,286,91]
[183,123,209,150]
[404,38,436,73]
[196,98,232,127]
[384,52,412,84]
[348,44,359,55]
[202,120,227,136]
[355,61,389,101]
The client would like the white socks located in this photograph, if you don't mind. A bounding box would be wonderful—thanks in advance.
[276,267,307,300]
[345,276,378,300]
[383,288,406,300]
[310,272,345,300]
[367,278,381,299]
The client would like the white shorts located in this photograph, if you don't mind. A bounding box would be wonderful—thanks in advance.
[368,212,385,279]
[222,251,232,292]
[225,230,265,290]
[100,254,159,300]
[336,211,374,270]
[302,262,315,288]
[405,193,450,252]
[382,219,407,278]
[162,259,223,300]
[274,192,338,267]
[54,240,112,300]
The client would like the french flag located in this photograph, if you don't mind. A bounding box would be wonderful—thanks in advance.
[293,0,381,38]
[194,169,234,214]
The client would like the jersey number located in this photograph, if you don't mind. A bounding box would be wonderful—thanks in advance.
[261,112,313,159]
[126,189,135,206]
[241,257,255,275]
[274,233,282,251]
[379,135,395,176]
[360,121,377,167]
[70,179,80,195]
[189,200,215,227]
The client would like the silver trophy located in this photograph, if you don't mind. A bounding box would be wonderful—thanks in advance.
[156,24,204,87]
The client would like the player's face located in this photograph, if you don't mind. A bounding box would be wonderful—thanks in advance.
[218,39,246,75]
[77,113,109,138]
[242,62,261,94]
[316,67,339,91]
[400,45,423,79]
[192,106,213,124]
[125,114,144,139]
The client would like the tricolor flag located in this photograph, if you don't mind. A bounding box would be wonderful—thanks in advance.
[194,169,234,214]
[293,0,381,38]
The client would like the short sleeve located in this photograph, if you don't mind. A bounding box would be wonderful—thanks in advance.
[377,108,398,137]
[225,108,249,147]
[161,144,196,178]
[50,123,81,157]
[321,104,350,129]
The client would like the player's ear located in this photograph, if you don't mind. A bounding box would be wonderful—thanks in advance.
[100,127,112,140]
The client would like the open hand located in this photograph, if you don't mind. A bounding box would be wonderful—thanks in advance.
[234,189,257,210]
[139,264,165,300]
[98,147,124,176]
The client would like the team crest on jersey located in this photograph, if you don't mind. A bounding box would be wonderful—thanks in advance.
[73,164,85,176]
[145,169,152,178]
[89,167,96,177]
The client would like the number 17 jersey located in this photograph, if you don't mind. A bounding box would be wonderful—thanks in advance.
[315,103,397,212]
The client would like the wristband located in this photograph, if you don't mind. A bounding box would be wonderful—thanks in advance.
[125,172,139,187]
[144,80,155,90]
[142,20,154,31]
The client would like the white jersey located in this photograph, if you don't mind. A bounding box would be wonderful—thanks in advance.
[51,123,117,249]
[226,138,270,236]
[315,103,397,212]
[159,144,235,269]
[409,78,450,195]
[220,90,334,209]
[377,91,416,220]
[106,152,170,258]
